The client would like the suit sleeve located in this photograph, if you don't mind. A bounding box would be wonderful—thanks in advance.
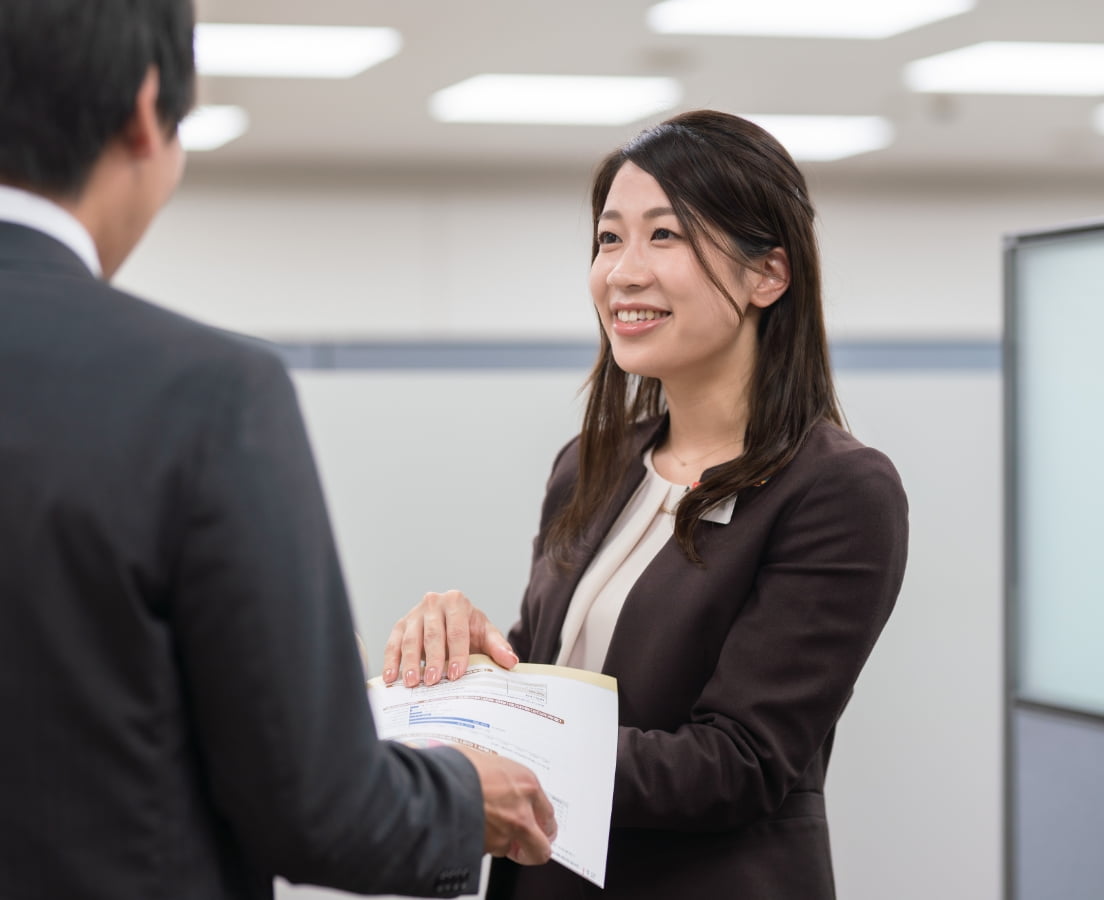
[611,446,909,830]
[168,347,484,896]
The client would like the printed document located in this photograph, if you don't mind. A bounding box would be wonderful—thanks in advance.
[367,655,618,887]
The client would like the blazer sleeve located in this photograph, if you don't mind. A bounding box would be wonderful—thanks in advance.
[168,347,484,897]
[611,444,909,831]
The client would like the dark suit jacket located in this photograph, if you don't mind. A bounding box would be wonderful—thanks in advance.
[0,222,482,900]
[490,417,909,899]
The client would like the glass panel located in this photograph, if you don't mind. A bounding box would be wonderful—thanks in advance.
[1014,228,1104,715]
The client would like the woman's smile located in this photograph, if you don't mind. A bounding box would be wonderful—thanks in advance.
[610,305,671,335]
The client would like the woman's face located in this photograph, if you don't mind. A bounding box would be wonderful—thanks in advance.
[589,162,778,391]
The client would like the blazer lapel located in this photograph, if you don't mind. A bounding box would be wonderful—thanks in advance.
[528,417,667,663]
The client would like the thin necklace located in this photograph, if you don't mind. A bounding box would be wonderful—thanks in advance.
[667,436,743,467]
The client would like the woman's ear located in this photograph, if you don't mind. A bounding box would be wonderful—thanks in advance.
[747,247,791,309]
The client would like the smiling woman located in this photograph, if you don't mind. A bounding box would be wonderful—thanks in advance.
[588,160,783,427]
[382,109,909,900]
[555,110,845,563]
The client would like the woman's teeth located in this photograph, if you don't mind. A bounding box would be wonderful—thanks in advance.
[615,309,668,322]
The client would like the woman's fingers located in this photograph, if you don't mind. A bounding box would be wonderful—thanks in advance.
[381,590,516,685]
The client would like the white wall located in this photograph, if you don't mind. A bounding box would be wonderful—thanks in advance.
[118,167,1104,344]
[117,169,597,342]
[830,371,1003,900]
[113,167,1104,900]
[279,366,1002,900]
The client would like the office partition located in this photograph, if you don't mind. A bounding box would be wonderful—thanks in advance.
[1004,219,1104,900]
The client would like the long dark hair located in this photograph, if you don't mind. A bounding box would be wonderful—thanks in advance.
[546,110,843,564]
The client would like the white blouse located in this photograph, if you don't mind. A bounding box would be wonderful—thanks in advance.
[555,450,737,671]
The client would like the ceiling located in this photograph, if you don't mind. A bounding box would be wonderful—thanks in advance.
[189,0,1104,181]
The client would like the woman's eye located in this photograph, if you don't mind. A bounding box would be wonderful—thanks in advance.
[596,231,620,245]
[652,227,678,240]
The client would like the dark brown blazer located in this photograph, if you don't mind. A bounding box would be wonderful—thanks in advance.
[0,222,483,899]
[490,417,909,899]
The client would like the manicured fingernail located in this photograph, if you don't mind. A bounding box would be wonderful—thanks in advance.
[425,667,438,684]
[404,669,417,686]
[383,668,394,682]
[449,662,461,681]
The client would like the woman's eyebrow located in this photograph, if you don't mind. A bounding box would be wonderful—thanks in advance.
[597,206,677,221]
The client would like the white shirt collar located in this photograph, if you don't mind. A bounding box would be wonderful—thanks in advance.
[701,495,737,525]
[643,448,737,525]
[0,184,102,277]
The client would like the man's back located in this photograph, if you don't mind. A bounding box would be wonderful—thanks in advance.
[0,2,556,889]
[0,222,485,898]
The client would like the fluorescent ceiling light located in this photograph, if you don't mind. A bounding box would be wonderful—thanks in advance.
[743,115,895,161]
[195,23,401,78]
[429,74,682,125]
[905,42,1104,94]
[647,0,973,39]
[180,105,249,151]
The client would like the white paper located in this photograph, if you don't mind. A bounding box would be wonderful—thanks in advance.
[367,654,618,887]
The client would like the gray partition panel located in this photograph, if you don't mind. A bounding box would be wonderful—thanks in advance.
[1013,706,1104,900]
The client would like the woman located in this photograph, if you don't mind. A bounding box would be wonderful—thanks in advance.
[383,109,908,899]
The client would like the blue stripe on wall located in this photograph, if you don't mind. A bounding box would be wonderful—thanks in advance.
[273,340,600,371]
[272,339,1000,372]
[830,339,1000,371]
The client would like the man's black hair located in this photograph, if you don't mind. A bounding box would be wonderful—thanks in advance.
[0,0,196,197]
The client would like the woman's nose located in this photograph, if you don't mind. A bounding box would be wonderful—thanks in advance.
[606,244,653,289]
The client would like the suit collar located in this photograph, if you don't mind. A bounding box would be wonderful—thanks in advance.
[0,185,101,277]
[529,414,749,663]
[575,416,668,564]
[528,417,665,663]
[0,220,98,281]
[585,414,744,539]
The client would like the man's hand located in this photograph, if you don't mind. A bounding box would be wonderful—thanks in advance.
[456,747,557,865]
[382,590,518,687]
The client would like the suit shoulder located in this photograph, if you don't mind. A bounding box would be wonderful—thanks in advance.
[786,421,907,506]
[548,433,582,477]
[547,416,663,481]
[95,281,290,380]
[799,421,900,473]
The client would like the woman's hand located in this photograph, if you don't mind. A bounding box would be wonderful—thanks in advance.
[382,589,519,686]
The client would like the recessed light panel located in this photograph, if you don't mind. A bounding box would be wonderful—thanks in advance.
[744,115,895,161]
[647,0,974,39]
[905,42,1104,95]
[195,24,401,79]
[429,74,682,126]
[179,105,249,151]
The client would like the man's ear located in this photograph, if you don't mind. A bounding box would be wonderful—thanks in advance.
[118,67,163,159]
[747,246,791,310]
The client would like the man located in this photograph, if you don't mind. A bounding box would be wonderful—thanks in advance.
[0,2,555,898]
